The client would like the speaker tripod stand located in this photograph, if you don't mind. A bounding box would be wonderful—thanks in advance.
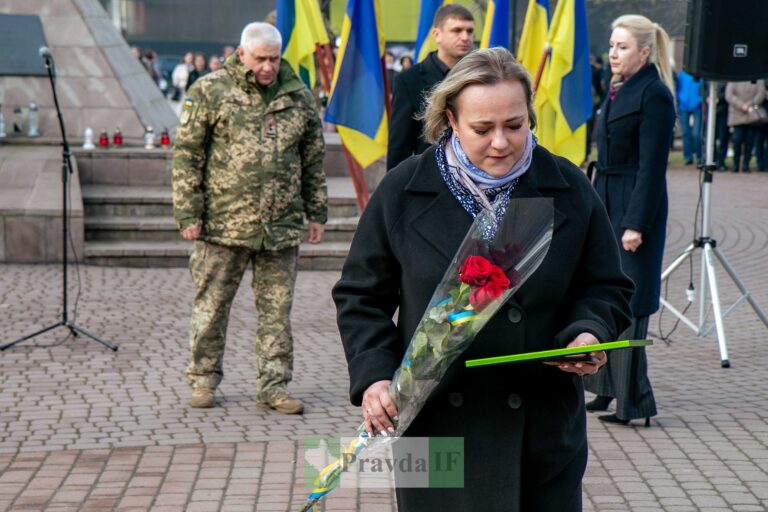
[0,48,117,352]
[659,81,768,367]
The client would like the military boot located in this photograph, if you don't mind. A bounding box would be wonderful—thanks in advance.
[191,387,215,408]
[256,394,304,414]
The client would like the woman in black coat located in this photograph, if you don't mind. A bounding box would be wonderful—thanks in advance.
[333,48,633,512]
[584,15,677,426]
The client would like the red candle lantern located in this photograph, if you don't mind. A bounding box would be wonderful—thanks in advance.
[160,128,170,147]
[99,129,109,148]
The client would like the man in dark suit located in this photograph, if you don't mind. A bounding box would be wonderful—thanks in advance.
[386,4,474,170]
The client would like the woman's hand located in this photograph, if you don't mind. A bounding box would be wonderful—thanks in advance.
[621,229,643,252]
[361,380,399,437]
[555,332,607,376]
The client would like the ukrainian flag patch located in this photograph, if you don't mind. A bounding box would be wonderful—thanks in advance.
[180,97,195,125]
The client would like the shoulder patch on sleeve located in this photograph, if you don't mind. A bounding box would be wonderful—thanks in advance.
[180,97,195,125]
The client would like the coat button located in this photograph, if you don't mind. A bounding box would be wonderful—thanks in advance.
[507,394,522,410]
[449,392,463,407]
[507,306,522,324]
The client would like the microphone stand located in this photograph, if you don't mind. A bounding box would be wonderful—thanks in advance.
[1,50,117,351]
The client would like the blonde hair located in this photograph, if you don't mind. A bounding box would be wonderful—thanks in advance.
[420,47,535,144]
[612,15,675,94]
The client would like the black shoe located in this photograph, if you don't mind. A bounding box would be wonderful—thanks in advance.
[598,414,651,427]
[684,160,693,166]
[743,168,751,173]
[598,413,629,425]
[586,395,613,412]
[731,168,739,173]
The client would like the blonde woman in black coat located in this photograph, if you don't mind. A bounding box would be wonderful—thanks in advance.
[333,48,633,512]
[584,15,676,426]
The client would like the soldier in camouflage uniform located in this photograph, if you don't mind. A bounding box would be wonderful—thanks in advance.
[172,22,327,414]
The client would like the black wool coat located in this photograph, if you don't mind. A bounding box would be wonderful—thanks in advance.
[333,145,633,511]
[594,64,676,317]
[386,51,448,170]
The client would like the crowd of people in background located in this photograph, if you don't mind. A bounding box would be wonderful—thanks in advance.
[130,44,236,111]
[383,49,414,96]
[670,73,767,173]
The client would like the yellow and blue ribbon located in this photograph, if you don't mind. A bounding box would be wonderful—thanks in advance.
[448,311,476,325]
[303,431,371,511]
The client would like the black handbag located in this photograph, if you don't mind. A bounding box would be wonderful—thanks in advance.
[746,104,768,126]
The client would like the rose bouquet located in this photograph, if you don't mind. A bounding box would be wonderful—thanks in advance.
[299,198,554,512]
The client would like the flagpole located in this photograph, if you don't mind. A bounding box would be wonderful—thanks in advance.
[315,44,330,93]
[533,45,550,92]
[380,56,391,121]
[509,0,517,53]
[342,148,369,213]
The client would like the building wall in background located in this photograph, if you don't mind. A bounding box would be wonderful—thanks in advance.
[328,0,482,44]
[327,0,687,56]
[101,0,688,63]
[111,0,274,56]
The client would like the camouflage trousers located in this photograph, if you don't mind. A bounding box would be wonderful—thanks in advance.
[187,240,298,402]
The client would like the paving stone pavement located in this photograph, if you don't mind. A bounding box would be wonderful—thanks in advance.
[1,166,767,511]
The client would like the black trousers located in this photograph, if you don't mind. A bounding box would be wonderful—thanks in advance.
[715,114,729,168]
[731,125,756,171]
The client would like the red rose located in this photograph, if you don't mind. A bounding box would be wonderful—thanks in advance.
[488,266,511,289]
[469,281,504,310]
[459,256,494,286]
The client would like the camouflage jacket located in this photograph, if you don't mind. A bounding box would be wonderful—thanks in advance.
[172,55,327,250]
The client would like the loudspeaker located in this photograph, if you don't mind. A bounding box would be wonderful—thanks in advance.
[684,0,768,81]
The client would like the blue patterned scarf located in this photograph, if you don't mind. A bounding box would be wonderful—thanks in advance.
[436,128,536,221]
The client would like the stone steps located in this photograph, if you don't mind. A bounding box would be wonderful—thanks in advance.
[84,240,351,270]
[81,184,361,218]
[81,177,358,269]
[84,215,359,243]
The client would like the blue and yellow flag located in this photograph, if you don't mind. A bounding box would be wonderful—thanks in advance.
[325,0,388,168]
[534,0,591,165]
[480,0,509,49]
[415,0,453,62]
[276,0,329,88]
[517,0,549,75]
